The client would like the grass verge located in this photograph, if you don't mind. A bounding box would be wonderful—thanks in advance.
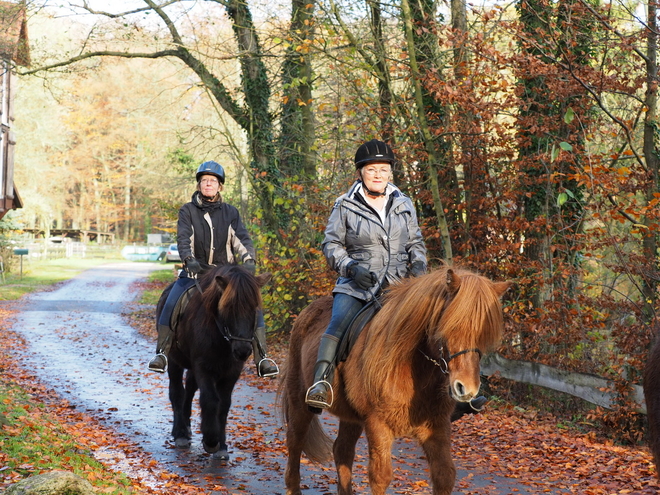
[0,381,134,493]
[0,257,123,301]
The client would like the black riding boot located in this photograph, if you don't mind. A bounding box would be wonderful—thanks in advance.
[450,396,488,422]
[253,325,279,377]
[305,334,341,413]
[148,324,174,373]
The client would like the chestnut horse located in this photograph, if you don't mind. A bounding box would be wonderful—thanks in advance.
[157,264,271,459]
[280,266,509,495]
[644,334,660,476]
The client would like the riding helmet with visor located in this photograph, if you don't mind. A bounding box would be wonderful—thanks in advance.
[196,161,225,184]
[354,139,396,169]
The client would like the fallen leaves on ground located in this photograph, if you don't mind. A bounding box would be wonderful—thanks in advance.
[3,277,660,495]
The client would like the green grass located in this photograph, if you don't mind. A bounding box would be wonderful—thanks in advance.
[0,257,122,301]
[138,267,178,305]
[0,382,133,493]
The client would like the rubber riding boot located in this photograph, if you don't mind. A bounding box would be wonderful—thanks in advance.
[252,326,279,378]
[148,323,174,373]
[305,334,341,413]
[450,395,488,422]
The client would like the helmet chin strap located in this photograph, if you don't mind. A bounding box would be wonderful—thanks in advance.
[362,182,387,197]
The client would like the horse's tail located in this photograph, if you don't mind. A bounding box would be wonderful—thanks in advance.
[303,415,333,464]
[277,354,333,464]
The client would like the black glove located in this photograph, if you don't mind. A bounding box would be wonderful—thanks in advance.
[410,260,427,277]
[347,261,377,290]
[184,257,202,275]
[243,259,256,274]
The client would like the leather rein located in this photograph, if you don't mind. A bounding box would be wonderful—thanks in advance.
[214,317,254,343]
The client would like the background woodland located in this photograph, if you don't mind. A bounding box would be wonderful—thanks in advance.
[2,0,660,440]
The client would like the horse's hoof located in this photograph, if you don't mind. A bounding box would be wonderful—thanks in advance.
[174,437,191,449]
[202,440,220,454]
[213,449,229,461]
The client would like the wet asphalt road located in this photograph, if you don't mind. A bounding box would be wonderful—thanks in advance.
[6,262,547,494]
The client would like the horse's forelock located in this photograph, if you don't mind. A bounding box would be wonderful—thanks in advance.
[435,271,505,353]
[200,265,262,321]
[220,269,262,318]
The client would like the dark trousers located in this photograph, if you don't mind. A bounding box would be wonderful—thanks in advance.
[325,293,366,341]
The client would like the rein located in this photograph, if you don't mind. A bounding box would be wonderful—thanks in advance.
[214,317,254,343]
[420,346,482,375]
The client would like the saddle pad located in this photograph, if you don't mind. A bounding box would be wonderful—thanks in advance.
[337,300,379,362]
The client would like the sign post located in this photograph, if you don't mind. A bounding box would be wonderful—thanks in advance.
[13,248,28,279]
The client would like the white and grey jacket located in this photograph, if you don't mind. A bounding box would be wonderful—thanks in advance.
[322,180,427,301]
[177,191,255,273]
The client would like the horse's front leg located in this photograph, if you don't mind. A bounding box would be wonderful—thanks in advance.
[419,422,455,495]
[334,420,363,495]
[196,373,223,454]
[168,362,191,448]
[212,378,239,460]
[364,417,395,495]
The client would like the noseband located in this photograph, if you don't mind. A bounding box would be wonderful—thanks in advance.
[421,345,482,375]
[215,317,254,343]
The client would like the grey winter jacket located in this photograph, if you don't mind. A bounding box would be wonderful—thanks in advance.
[323,181,427,301]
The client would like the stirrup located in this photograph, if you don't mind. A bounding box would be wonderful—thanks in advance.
[148,353,168,373]
[257,357,279,378]
[469,396,488,412]
[305,380,334,409]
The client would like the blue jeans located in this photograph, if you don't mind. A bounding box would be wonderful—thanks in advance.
[324,293,366,340]
[158,275,196,328]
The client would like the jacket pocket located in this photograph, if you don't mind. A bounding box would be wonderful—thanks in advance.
[349,252,372,261]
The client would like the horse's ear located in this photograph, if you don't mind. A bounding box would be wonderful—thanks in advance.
[446,269,461,295]
[256,272,272,287]
[493,281,511,298]
[215,275,229,292]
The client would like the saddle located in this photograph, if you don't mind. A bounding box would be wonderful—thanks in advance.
[169,284,197,332]
[336,299,381,363]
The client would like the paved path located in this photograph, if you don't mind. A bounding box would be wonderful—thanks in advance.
[8,262,550,494]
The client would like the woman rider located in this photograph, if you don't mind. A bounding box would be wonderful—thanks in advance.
[304,139,427,410]
[305,140,487,418]
[148,161,278,378]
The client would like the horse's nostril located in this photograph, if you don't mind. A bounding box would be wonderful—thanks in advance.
[455,382,466,397]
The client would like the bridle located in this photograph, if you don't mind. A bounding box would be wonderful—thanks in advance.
[420,345,482,375]
[215,317,254,343]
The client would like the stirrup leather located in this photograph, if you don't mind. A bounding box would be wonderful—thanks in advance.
[257,357,279,377]
[305,380,334,409]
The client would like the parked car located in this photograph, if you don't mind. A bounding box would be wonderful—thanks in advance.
[165,244,180,262]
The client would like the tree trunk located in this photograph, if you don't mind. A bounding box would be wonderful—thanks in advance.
[123,165,131,242]
[643,0,660,320]
[400,0,453,261]
[279,0,317,183]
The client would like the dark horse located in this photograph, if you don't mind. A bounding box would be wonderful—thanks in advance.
[280,266,509,495]
[644,334,660,477]
[156,264,271,459]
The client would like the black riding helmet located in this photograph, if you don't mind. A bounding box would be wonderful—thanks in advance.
[196,161,225,184]
[354,139,396,169]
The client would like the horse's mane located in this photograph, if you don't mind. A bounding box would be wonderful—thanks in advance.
[198,265,262,322]
[362,265,505,389]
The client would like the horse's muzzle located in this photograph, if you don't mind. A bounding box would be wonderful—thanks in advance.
[232,341,253,362]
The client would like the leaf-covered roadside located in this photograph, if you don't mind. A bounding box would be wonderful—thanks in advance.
[0,303,207,494]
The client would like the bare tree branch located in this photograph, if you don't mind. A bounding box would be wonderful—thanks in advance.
[70,0,181,18]
[18,49,180,75]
